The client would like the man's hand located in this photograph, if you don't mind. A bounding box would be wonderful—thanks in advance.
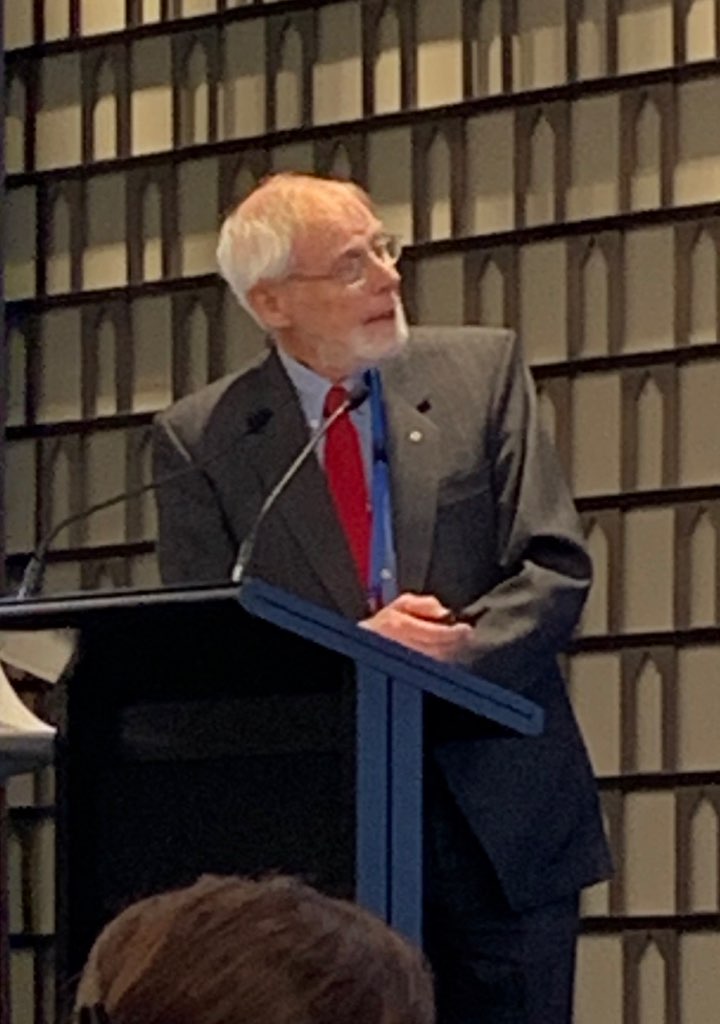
[359,593,473,663]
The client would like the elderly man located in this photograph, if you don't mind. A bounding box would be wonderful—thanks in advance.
[153,173,611,1024]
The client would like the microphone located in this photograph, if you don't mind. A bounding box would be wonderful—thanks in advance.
[231,382,370,585]
[16,408,274,600]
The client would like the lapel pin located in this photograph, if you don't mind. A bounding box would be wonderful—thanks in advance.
[409,430,423,443]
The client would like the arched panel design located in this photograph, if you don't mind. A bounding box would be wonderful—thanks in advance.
[43,0,70,41]
[676,79,720,206]
[178,157,219,278]
[637,941,668,1023]
[685,0,716,62]
[575,936,623,1023]
[184,41,210,146]
[689,230,718,344]
[5,188,37,300]
[367,127,413,243]
[7,328,27,427]
[577,0,607,79]
[4,441,36,554]
[631,99,662,210]
[275,24,303,132]
[83,560,127,593]
[569,651,623,778]
[374,3,402,114]
[84,174,127,291]
[536,387,557,446]
[93,58,118,161]
[634,655,664,773]
[222,19,266,140]
[141,180,163,282]
[580,242,609,356]
[618,0,673,74]
[568,95,620,220]
[131,37,173,156]
[519,241,567,363]
[526,114,555,226]
[46,440,74,548]
[37,54,82,169]
[140,0,162,23]
[427,131,453,241]
[623,507,675,632]
[466,112,514,233]
[6,74,27,174]
[581,521,610,635]
[3,0,33,48]
[131,296,173,412]
[678,360,720,486]
[314,2,362,125]
[689,798,719,912]
[95,317,118,417]
[477,258,504,327]
[47,191,72,295]
[232,163,261,207]
[85,431,127,547]
[184,302,211,396]
[473,0,502,97]
[624,227,674,352]
[38,310,82,422]
[624,791,676,914]
[678,647,720,771]
[80,0,124,36]
[688,510,717,627]
[417,0,462,108]
[328,143,353,181]
[515,0,566,90]
[635,374,664,491]
[128,430,158,541]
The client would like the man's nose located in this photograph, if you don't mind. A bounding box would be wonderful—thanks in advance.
[367,252,401,290]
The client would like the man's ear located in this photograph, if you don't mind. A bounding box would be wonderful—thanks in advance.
[247,281,291,330]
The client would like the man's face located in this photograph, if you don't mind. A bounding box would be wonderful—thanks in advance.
[259,190,408,380]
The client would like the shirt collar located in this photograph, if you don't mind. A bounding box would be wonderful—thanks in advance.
[276,345,366,423]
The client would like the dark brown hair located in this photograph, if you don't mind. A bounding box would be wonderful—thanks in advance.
[75,875,434,1024]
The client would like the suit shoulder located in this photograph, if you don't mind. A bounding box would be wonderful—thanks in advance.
[155,349,270,445]
[406,325,519,372]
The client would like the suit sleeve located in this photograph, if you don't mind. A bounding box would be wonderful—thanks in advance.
[152,416,236,585]
[461,332,591,683]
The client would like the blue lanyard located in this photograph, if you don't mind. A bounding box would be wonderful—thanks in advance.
[366,369,398,612]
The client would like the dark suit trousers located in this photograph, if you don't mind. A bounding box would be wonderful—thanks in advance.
[424,766,580,1024]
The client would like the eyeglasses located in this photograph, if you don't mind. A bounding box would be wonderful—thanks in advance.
[285,233,403,288]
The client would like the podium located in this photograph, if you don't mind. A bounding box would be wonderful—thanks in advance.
[0,580,541,998]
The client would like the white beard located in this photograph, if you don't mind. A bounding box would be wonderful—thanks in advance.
[344,295,409,371]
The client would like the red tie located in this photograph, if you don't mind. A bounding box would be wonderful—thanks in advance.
[323,385,371,585]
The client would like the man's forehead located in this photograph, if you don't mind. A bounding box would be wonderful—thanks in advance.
[293,197,381,257]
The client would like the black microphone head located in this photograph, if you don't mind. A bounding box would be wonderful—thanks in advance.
[347,383,370,411]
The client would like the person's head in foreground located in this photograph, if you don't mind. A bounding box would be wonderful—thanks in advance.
[74,874,435,1024]
[216,172,409,381]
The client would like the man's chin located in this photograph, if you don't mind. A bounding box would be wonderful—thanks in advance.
[352,317,409,366]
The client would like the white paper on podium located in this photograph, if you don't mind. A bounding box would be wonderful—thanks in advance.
[0,628,77,683]
[0,663,56,780]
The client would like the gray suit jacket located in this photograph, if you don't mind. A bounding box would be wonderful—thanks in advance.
[153,326,612,909]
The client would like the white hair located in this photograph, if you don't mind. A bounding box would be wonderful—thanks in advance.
[216,205,295,326]
[216,174,373,327]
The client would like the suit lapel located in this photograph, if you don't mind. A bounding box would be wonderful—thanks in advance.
[381,372,441,595]
[242,350,367,619]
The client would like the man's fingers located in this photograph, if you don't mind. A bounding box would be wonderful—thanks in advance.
[387,592,449,619]
[359,606,473,662]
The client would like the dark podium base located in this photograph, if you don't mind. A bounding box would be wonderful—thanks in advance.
[52,589,355,982]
